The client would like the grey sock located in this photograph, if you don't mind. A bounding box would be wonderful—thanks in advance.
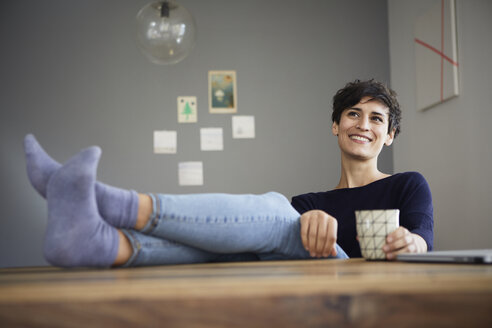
[44,146,120,267]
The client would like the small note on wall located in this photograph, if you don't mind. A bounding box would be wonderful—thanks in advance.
[154,130,177,154]
[178,96,197,123]
[200,128,224,151]
[179,161,204,186]
[232,115,255,139]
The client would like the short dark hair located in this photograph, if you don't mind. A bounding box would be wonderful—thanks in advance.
[332,79,401,137]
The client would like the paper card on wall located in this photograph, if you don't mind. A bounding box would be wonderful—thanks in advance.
[179,161,203,186]
[200,128,224,151]
[153,130,177,154]
[232,116,255,139]
[178,96,197,123]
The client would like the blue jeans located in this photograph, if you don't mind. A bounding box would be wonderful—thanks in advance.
[121,192,348,267]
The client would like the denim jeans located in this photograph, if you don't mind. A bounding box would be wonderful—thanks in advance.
[121,192,348,267]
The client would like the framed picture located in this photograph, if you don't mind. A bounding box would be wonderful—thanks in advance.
[208,70,237,113]
[414,0,459,111]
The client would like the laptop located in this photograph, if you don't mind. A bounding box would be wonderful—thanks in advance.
[397,249,492,264]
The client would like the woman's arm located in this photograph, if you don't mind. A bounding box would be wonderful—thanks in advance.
[385,172,433,260]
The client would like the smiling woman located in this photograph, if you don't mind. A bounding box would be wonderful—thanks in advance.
[292,79,432,259]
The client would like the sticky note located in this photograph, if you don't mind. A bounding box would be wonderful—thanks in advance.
[200,128,224,151]
[154,130,177,154]
[178,161,204,186]
[232,116,255,139]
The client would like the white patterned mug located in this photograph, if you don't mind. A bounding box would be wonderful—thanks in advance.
[355,209,400,260]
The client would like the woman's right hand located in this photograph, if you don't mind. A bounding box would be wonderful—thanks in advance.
[300,210,338,258]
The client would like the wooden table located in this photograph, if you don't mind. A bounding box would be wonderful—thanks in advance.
[1,258,491,327]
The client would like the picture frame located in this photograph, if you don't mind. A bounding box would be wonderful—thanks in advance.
[414,0,459,111]
[208,70,237,114]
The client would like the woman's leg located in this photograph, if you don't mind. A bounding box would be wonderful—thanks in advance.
[113,195,260,267]
[140,193,348,260]
[43,146,230,268]
[114,229,213,267]
[118,229,259,267]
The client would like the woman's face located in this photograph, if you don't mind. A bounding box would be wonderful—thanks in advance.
[332,96,395,162]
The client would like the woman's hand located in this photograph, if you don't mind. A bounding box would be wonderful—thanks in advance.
[383,227,427,260]
[300,210,338,258]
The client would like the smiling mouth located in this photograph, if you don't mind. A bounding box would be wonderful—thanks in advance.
[349,135,372,142]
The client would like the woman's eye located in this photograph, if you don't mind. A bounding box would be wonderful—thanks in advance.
[347,111,359,117]
[372,116,383,122]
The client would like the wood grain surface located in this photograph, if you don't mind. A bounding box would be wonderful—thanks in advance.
[1,258,491,327]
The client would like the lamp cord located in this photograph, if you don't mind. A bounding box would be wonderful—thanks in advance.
[160,1,170,17]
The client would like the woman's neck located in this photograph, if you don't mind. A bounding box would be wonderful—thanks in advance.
[335,157,390,189]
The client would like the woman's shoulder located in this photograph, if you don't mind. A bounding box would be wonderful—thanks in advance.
[389,171,429,186]
[386,171,432,197]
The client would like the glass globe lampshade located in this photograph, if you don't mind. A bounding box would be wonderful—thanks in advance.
[136,1,196,65]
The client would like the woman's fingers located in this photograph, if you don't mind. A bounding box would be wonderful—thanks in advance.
[322,218,337,257]
[299,210,338,258]
[315,217,328,255]
[383,227,420,260]
[308,222,318,256]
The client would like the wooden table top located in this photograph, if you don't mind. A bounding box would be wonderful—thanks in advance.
[1,258,492,327]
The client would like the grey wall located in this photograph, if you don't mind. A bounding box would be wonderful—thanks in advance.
[388,0,492,250]
[0,0,392,267]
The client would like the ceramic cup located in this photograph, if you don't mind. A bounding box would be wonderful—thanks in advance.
[355,209,400,260]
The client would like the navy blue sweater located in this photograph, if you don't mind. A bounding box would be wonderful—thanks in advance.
[291,172,434,258]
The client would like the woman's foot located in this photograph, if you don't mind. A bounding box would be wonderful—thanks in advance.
[44,146,120,267]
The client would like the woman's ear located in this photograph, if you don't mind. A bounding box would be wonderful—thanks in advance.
[385,128,396,146]
[332,122,339,136]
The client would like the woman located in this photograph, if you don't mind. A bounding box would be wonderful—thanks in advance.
[292,80,432,260]
[24,79,433,268]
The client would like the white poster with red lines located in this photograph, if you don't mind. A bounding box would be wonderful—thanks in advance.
[414,0,459,111]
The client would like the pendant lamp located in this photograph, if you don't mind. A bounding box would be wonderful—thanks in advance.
[136,1,196,65]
